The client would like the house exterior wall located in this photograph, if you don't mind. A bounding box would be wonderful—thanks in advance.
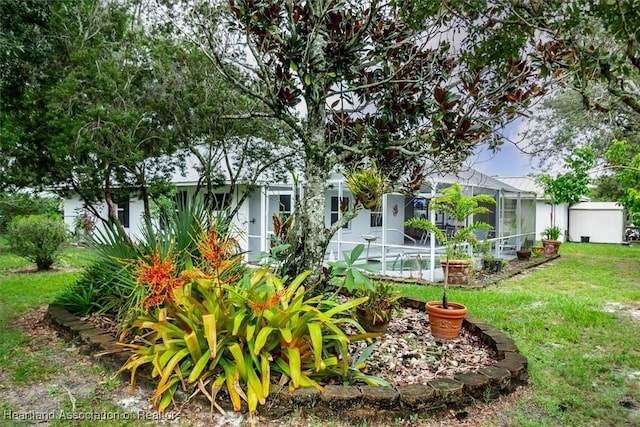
[536,201,569,242]
[63,185,253,249]
[568,202,625,244]
[63,194,146,240]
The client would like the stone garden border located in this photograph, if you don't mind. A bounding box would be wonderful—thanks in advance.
[47,297,528,422]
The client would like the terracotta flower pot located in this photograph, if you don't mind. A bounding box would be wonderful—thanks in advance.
[425,301,467,339]
[516,249,531,260]
[439,259,471,285]
[542,239,561,256]
[356,307,392,332]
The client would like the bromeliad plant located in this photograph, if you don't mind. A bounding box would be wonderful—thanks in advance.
[118,227,379,414]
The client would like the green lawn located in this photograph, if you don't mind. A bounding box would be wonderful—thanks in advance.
[398,242,640,426]
[0,240,93,385]
[0,241,639,426]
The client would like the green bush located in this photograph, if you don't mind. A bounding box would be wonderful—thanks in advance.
[120,257,379,413]
[7,214,68,270]
[0,192,61,232]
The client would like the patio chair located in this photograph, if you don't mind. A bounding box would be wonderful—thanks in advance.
[474,228,489,241]
[499,236,518,253]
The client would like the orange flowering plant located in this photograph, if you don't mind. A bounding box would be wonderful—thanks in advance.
[132,249,187,311]
[119,225,382,414]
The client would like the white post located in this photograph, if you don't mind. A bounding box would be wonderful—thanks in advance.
[381,193,388,275]
[429,183,437,282]
[261,187,268,255]
[337,180,343,257]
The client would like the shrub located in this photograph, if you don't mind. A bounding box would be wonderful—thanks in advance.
[58,199,234,327]
[119,266,377,413]
[0,192,61,232]
[7,214,68,270]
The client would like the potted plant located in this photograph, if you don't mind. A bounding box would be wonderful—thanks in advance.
[541,225,562,256]
[327,244,401,332]
[531,241,544,256]
[477,239,504,273]
[516,247,531,260]
[355,281,402,332]
[404,182,496,339]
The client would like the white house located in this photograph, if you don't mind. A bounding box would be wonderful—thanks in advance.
[63,165,536,282]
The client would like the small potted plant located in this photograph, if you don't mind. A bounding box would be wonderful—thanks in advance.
[477,239,504,273]
[354,281,402,332]
[404,182,496,339]
[541,225,562,256]
[328,244,401,332]
[516,246,531,260]
[531,241,544,256]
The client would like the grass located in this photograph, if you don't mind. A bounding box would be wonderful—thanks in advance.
[398,242,640,426]
[0,241,157,426]
[0,241,639,425]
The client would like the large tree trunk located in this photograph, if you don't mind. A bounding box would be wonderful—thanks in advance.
[288,109,333,285]
[297,158,330,282]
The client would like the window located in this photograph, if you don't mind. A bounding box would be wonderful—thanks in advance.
[330,196,350,229]
[211,193,232,210]
[278,194,292,217]
[370,204,383,228]
[116,194,130,228]
[174,190,188,210]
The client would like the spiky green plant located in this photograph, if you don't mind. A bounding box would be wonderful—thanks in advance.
[119,267,378,413]
[57,199,235,328]
[345,162,388,210]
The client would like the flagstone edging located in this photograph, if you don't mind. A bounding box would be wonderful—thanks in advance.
[47,297,527,421]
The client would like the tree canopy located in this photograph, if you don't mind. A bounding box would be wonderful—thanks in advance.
[606,139,640,217]
[514,0,640,165]
[167,0,565,279]
[1,0,291,224]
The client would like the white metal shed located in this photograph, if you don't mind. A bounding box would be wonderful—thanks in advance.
[568,202,625,244]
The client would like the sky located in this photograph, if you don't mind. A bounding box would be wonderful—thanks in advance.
[465,118,539,178]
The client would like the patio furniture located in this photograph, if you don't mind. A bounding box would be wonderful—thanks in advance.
[499,236,518,253]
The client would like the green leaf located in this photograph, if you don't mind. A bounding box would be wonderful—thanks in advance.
[202,314,217,358]
[253,326,275,355]
[307,322,323,372]
[187,348,212,383]
[246,322,256,341]
[279,327,293,343]
[286,347,301,388]
[157,347,190,392]
[184,331,202,362]
[232,310,246,335]
[228,342,247,379]
[349,244,365,262]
